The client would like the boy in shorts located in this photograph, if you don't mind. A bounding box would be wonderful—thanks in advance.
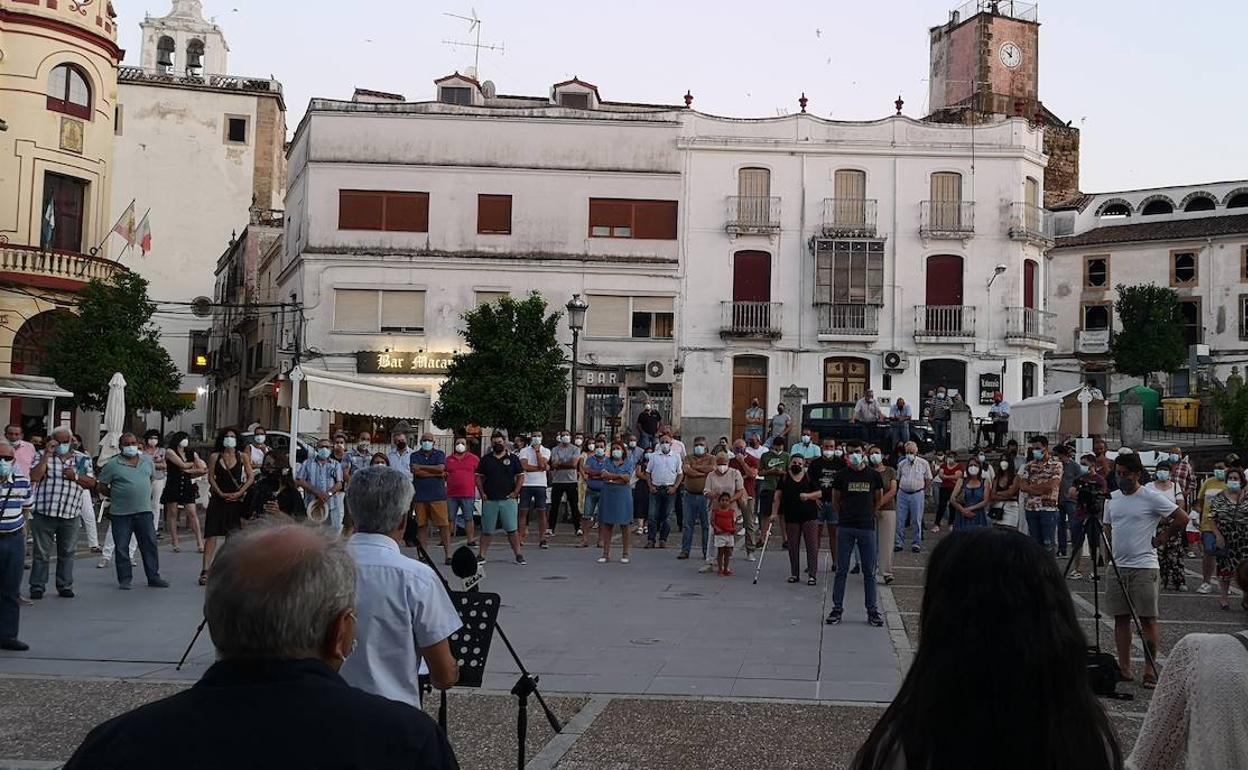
[712,493,737,576]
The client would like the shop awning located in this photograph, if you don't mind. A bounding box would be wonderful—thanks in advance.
[247,372,277,399]
[0,375,73,400]
[279,367,430,419]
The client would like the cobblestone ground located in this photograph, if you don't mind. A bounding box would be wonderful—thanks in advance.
[1,527,1242,768]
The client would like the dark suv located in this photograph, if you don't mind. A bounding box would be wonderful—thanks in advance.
[799,402,935,455]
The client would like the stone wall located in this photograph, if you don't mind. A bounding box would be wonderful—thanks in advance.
[1043,124,1081,207]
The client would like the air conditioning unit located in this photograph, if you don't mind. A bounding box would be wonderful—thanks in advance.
[883,351,909,372]
[645,359,675,384]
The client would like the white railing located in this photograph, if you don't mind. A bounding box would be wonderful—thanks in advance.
[817,304,879,335]
[920,201,975,236]
[1004,307,1056,342]
[914,305,976,338]
[821,198,877,236]
[726,196,781,233]
[1008,203,1055,243]
[0,243,127,285]
[721,301,782,337]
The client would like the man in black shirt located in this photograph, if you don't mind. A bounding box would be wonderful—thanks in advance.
[636,403,662,450]
[808,438,846,569]
[829,443,884,628]
[476,432,526,564]
[62,522,458,770]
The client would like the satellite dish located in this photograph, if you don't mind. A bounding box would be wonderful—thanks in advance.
[191,296,213,318]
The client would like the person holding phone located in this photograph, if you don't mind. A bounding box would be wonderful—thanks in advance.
[28,426,96,600]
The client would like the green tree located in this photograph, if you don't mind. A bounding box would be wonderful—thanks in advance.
[432,292,568,433]
[1218,386,1248,450]
[41,271,189,418]
[1112,284,1186,384]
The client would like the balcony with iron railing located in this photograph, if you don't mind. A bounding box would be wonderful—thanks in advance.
[0,243,128,290]
[1004,307,1057,348]
[721,301,782,338]
[821,198,878,236]
[919,201,975,238]
[725,196,781,234]
[914,305,976,342]
[1008,203,1055,246]
[816,304,879,338]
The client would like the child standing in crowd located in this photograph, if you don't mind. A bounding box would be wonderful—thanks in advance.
[711,492,737,576]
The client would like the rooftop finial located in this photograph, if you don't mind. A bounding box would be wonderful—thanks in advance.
[683,90,693,107]
[798,92,808,113]
[894,95,904,115]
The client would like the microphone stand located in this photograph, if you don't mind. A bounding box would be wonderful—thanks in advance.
[415,542,562,770]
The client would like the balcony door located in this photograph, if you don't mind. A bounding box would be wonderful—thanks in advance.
[1025,176,1040,229]
[737,167,771,227]
[824,357,870,403]
[42,172,87,252]
[930,172,963,230]
[731,355,768,441]
[925,254,964,334]
[1023,258,1039,336]
[833,169,866,227]
[733,250,771,332]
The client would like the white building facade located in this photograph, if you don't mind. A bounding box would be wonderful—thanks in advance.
[677,112,1053,441]
[1046,181,1248,395]
[111,1,286,438]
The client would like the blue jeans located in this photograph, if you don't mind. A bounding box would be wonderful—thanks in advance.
[648,486,675,543]
[1058,500,1076,555]
[29,513,79,593]
[681,493,709,557]
[933,419,948,450]
[1026,509,1059,554]
[0,532,24,640]
[639,432,657,450]
[895,490,925,549]
[110,512,162,587]
[583,489,602,521]
[448,497,476,529]
[890,424,910,450]
[833,527,879,614]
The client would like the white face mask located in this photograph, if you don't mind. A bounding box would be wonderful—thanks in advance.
[179,438,189,449]
[716,464,729,474]
[968,467,981,477]
[999,460,1009,470]
[822,449,835,459]
[455,443,466,453]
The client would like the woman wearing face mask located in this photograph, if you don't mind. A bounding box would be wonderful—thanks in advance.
[598,441,636,564]
[867,448,898,583]
[582,441,609,548]
[1148,459,1188,592]
[952,459,990,529]
[141,430,167,530]
[202,427,254,586]
[246,452,306,520]
[633,449,651,538]
[1207,467,1248,611]
[248,426,270,469]
[932,452,964,533]
[989,455,1021,530]
[1194,462,1228,593]
[160,431,206,554]
[771,456,822,585]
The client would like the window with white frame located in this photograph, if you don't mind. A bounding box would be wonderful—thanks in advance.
[585,295,675,339]
[813,239,885,305]
[334,289,425,333]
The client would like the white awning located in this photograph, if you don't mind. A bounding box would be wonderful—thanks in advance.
[0,375,73,400]
[279,367,430,420]
[1009,387,1107,434]
[247,372,277,399]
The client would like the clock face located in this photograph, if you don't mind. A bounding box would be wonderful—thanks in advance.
[999,42,1022,69]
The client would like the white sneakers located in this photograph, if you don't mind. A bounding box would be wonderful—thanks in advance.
[1197,582,1213,594]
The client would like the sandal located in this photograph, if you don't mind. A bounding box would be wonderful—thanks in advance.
[807,576,817,586]
[172,545,181,553]
[1141,673,1158,690]
[198,570,208,586]
[787,576,799,584]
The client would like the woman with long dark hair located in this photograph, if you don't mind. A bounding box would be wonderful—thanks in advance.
[160,431,205,553]
[202,426,253,585]
[852,528,1122,770]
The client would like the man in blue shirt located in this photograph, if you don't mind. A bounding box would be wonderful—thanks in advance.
[297,440,344,533]
[410,433,450,560]
[0,440,35,650]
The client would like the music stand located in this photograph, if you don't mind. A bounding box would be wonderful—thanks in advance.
[446,590,501,687]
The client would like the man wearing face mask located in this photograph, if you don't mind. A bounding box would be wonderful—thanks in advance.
[894,441,932,553]
[548,430,584,546]
[1167,445,1196,506]
[791,429,821,461]
[518,432,551,549]
[729,439,761,556]
[636,402,662,450]
[28,426,95,599]
[347,432,374,477]
[927,387,952,452]
[0,440,35,650]
[247,426,270,469]
[477,432,525,564]
[96,433,168,591]
[851,389,883,425]
[643,437,683,548]
[3,425,36,478]
[1018,436,1064,554]
[809,439,846,568]
[410,433,451,560]
[830,444,885,626]
[745,398,766,443]
[1103,453,1187,688]
[766,403,793,450]
[445,438,479,547]
[297,440,345,535]
[679,437,716,560]
[702,452,746,572]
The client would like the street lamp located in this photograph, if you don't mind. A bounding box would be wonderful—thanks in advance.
[565,294,589,431]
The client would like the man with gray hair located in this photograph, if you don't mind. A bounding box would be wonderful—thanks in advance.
[62,521,459,769]
[340,465,461,706]
[28,426,95,599]
[96,432,167,590]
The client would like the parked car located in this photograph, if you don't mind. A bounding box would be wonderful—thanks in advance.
[800,402,936,455]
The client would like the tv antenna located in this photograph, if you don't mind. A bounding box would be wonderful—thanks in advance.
[443,9,505,75]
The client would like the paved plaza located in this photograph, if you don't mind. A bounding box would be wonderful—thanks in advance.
[0,530,1244,768]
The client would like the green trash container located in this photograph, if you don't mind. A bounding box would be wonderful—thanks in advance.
[1119,386,1162,430]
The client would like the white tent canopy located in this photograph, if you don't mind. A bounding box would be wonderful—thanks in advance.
[278,367,431,420]
[1008,387,1108,435]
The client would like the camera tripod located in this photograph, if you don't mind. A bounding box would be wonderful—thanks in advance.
[1063,500,1158,699]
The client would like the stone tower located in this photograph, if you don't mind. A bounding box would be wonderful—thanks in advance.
[139,0,230,76]
[924,1,1080,207]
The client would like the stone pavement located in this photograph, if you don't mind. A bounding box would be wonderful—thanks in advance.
[1,526,1244,768]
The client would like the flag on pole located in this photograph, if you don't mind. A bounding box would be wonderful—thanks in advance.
[135,211,152,256]
[111,201,137,246]
[41,198,56,249]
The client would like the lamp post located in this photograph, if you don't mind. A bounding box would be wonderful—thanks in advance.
[565,294,589,431]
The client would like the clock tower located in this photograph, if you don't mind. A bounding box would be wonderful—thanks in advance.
[925,1,1080,207]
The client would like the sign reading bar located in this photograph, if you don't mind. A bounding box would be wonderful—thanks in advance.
[356,351,455,375]
[978,372,1002,405]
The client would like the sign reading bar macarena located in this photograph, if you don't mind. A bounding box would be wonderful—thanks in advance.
[356,351,454,375]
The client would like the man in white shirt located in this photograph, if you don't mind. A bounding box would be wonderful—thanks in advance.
[894,441,932,553]
[643,437,684,548]
[340,466,462,707]
[517,432,550,551]
[1103,452,1188,688]
[851,390,883,425]
[984,392,1010,448]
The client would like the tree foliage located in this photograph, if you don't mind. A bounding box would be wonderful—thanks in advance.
[1112,284,1186,381]
[431,292,568,433]
[41,271,189,418]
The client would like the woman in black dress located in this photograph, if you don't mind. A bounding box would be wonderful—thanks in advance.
[202,426,253,585]
[161,431,206,553]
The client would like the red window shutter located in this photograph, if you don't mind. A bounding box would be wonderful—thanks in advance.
[478,194,512,234]
[633,200,678,240]
[384,192,429,232]
[589,199,632,229]
[338,191,384,230]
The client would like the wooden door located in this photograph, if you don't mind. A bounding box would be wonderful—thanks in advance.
[1023,259,1037,309]
[731,356,768,440]
[43,172,86,252]
[824,357,870,403]
[925,255,964,334]
[733,251,771,302]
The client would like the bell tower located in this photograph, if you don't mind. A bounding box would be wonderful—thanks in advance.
[139,0,230,76]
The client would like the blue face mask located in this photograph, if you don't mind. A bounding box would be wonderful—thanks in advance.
[121,445,140,458]
[530,437,542,447]
[1078,465,1090,476]
[1229,481,1243,492]
[1215,469,1228,481]
[316,448,331,460]
[693,445,706,456]
[1032,449,1045,461]
[869,453,882,465]
[421,440,434,452]
[223,436,237,449]
[1155,470,1170,482]
[0,460,12,477]
[849,453,864,466]
[1169,453,1180,463]
[55,443,71,456]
